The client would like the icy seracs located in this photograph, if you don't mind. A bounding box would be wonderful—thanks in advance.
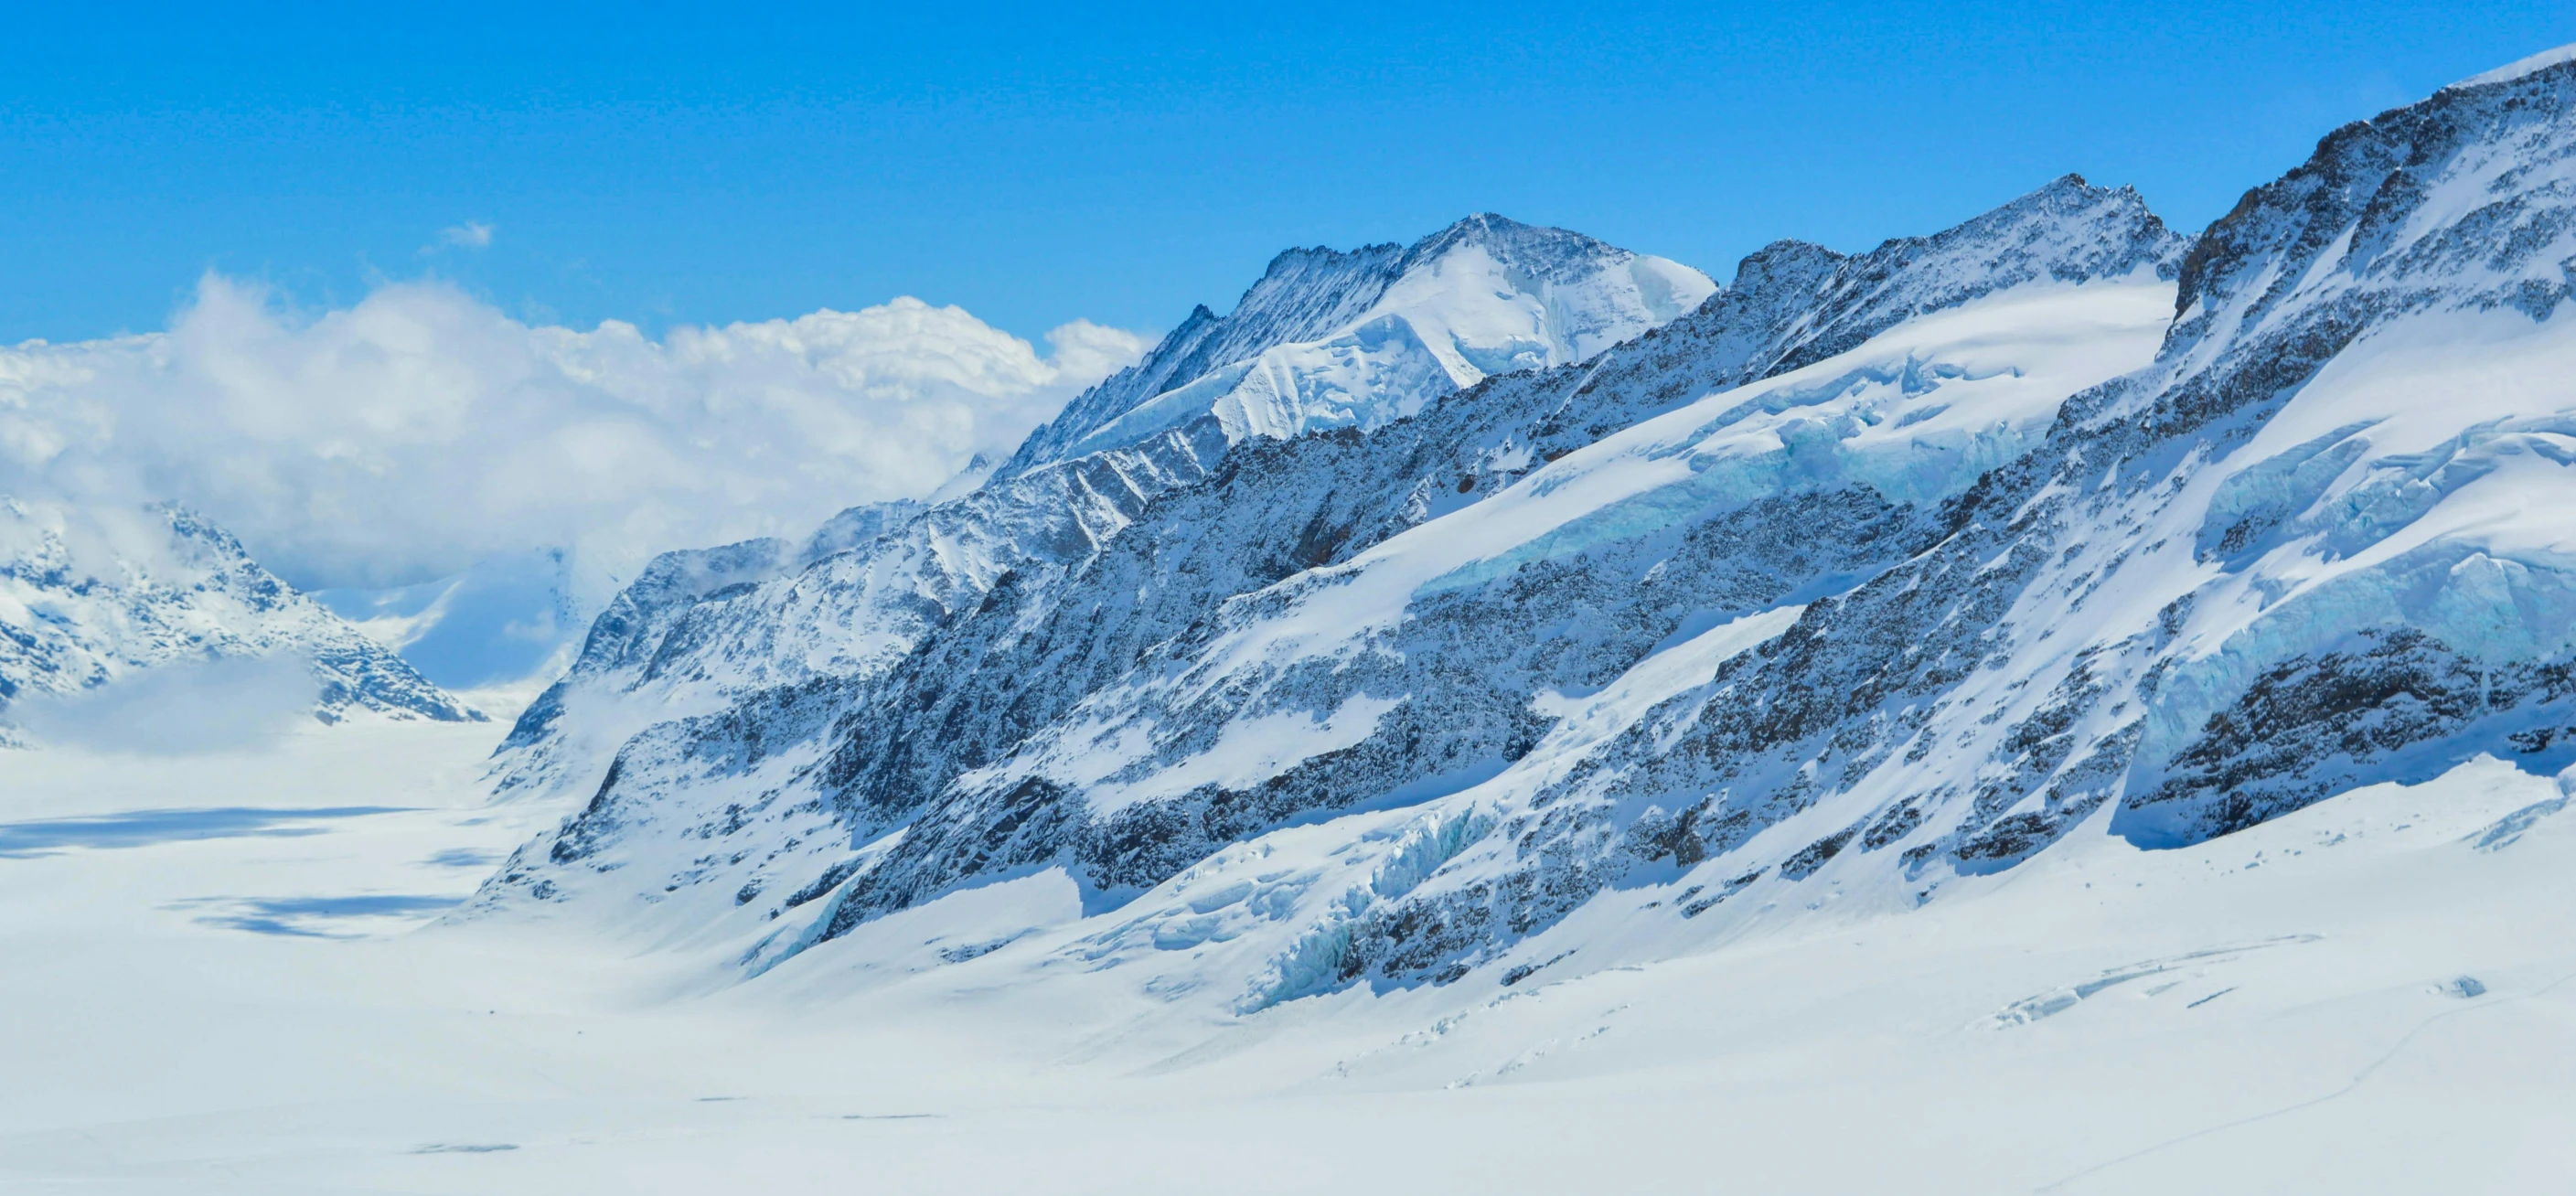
[477,56,2576,1020]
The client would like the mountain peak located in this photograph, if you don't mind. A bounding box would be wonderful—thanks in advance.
[1415,211,1541,247]
[1987,172,2149,224]
[1248,214,1586,286]
[999,217,1711,477]
[1402,212,1636,285]
[2175,50,2576,339]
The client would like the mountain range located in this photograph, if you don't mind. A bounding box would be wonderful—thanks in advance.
[442,49,2576,1021]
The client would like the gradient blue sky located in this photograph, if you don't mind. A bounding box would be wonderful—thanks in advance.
[5,2,2571,345]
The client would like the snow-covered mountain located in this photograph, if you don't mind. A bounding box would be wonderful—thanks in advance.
[488,216,1712,799]
[474,53,2576,1023]
[0,497,478,741]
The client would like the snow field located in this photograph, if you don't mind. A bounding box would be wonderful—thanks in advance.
[3,723,2571,1192]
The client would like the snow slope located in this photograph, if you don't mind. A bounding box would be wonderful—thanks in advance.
[0,498,478,740]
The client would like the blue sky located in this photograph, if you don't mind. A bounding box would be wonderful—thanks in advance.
[4,1,2571,346]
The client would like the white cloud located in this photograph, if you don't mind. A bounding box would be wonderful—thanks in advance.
[10,655,319,754]
[0,274,1152,593]
[437,221,494,251]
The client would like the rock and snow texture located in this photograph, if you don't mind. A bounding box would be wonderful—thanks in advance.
[0,498,479,738]
[476,177,2178,955]
[479,58,2576,1029]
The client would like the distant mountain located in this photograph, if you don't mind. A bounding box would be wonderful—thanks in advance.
[312,549,586,693]
[0,498,478,742]
[473,47,2576,1020]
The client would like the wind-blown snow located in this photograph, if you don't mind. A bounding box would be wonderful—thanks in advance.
[2447,41,2576,91]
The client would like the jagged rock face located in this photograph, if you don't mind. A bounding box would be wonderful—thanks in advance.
[2105,62,2576,838]
[782,178,2180,931]
[0,498,477,732]
[491,426,1230,798]
[483,59,2576,1014]
[1316,63,2576,982]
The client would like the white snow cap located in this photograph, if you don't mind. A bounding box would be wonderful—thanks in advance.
[2445,43,2576,91]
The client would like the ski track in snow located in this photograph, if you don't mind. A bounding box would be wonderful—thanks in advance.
[2035,963,2576,1192]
